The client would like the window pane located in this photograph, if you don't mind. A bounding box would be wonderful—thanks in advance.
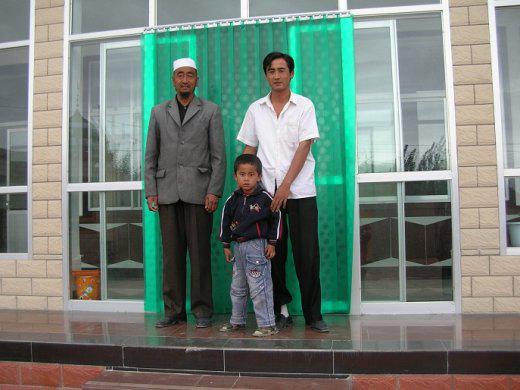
[0,193,27,253]
[404,181,452,301]
[157,0,240,25]
[497,6,520,169]
[69,40,142,183]
[0,47,28,186]
[250,0,337,17]
[349,0,439,9]
[0,0,30,43]
[71,0,148,34]
[505,178,520,247]
[69,191,143,300]
[355,26,397,173]
[359,183,400,301]
[398,16,447,171]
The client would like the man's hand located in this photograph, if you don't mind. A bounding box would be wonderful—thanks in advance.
[147,196,158,212]
[265,244,276,259]
[224,247,233,263]
[271,182,290,211]
[205,194,219,212]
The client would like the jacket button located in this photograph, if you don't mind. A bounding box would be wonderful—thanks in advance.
[181,141,185,145]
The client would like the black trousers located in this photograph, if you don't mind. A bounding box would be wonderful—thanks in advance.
[271,196,323,324]
[158,201,213,319]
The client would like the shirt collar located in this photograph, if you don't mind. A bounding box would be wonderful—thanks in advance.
[261,92,298,110]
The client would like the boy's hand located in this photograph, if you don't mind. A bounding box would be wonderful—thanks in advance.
[265,244,276,259]
[224,247,233,263]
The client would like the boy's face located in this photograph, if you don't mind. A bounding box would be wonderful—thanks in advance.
[234,163,261,194]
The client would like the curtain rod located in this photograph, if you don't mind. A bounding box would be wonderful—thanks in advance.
[143,11,351,34]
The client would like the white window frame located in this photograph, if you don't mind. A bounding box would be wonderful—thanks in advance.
[489,0,520,255]
[62,0,458,314]
[0,0,34,260]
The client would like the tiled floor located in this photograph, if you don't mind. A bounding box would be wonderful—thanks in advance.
[0,311,520,376]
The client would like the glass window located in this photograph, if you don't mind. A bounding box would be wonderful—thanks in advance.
[404,181,452,301]
[355,14,447,174]
[157,0,240,25]
[249,0,337,17]
[71,0,148,34]
[348,0,440,9]
[0,0,30,43]
[360,181,452,302]
[0,193,27,253]
[69,40,142,183]
[360,183,399,301]
[0,47,28,187]
[505,178,520,248]
[69,191,143,300]
[496,6,520,169]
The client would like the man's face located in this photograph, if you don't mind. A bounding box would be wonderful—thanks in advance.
[265,58,293,93]
[172,66,198,98]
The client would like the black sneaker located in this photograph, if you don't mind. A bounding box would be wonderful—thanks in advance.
[196,317,212,328]
[310,320,329,333]
[275,314,293,329]
[155,317,181,328]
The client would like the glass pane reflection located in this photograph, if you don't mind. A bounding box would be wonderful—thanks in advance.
[69,191,143,300]
[359,183,399,301]
[405,181,452,301]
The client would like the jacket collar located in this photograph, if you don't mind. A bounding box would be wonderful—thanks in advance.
[167,95,202,127]
[234,184,264,197]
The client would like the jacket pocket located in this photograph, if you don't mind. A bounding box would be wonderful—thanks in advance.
[197,167,210,174]
[155,168,166,178]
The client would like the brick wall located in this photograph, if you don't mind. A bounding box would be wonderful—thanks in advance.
[0,0,65,311]
[451,0,520,312]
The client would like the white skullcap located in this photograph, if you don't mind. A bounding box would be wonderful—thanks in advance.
[172,58,197,71]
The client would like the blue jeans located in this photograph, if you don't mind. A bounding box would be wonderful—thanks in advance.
[229,239,275,328]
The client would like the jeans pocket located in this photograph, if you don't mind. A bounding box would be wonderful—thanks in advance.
[246,254,269,298]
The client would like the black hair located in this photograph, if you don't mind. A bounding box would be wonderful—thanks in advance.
[262,52,295,75]
[234,154,262,175]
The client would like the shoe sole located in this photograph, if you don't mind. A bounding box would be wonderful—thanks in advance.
[310,327,330,333]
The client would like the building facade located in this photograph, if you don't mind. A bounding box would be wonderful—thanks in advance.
[0,0,519,314]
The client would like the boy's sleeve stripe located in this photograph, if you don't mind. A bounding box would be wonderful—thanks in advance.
[219,194,234,240]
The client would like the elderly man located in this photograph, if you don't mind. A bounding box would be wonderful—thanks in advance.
[145,58,226,328]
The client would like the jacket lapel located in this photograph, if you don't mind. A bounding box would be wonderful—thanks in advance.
[182,96,201,126]
[167,98,181,128]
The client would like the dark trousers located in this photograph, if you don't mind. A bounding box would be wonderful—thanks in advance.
[159,201,213,319]
[271,196,323,324]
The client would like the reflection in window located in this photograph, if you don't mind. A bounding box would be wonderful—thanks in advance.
[355,14,447,173]
[158,0,240,25]
[359,183,399,301]
[348,0,439,9]
[505,178,520,247]
[496,7,520,169]
[360,181,452,302]
[249,0,337,17]
[405,181,452,301]
[0,0,30,44]
[69,191,143,300]
[71,0,148,34]
[0,193,27,253]
[0,47,28,187]
[69,40,141,183]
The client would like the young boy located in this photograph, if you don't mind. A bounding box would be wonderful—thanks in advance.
[219,154,282,337]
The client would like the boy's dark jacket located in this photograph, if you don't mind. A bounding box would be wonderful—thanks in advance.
[220,185,282,248]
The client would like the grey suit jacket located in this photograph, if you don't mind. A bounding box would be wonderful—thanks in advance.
[145,96,226,205]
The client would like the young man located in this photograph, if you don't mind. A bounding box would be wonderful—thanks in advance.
[145,58,226,328]
[237,52,328,332]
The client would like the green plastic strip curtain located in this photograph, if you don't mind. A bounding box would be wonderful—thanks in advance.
[141,15,356,314]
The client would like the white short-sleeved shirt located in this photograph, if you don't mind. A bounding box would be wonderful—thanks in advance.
[237,92,320,199]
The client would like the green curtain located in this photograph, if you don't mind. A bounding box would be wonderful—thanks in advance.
[141,15,356,314]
